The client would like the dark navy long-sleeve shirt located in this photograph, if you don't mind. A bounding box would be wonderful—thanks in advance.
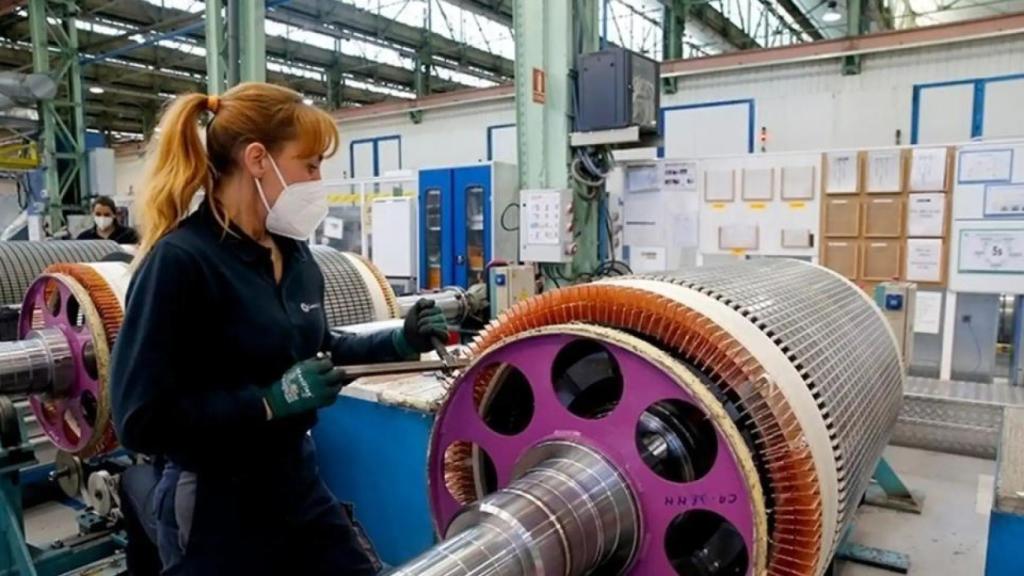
[110,201,408,473]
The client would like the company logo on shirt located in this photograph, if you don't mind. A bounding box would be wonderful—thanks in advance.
[300,302,322,313]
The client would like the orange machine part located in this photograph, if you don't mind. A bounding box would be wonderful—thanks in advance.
[467,283,824,576]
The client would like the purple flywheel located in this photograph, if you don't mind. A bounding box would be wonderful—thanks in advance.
[19,275,105,453]
[428,331,759,575]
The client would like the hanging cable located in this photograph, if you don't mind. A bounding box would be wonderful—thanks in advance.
[499,203,519,231]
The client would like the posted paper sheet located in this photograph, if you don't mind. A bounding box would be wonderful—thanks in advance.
[906,238,943,282]
[958,149,1013,183]
[826,152,859,194]
[958,229,1024,273]
[631,246,668,273]
[524,190,562,245]
[913,291,943,334]
[907,193,947,237]
[322,217,344,239]
[984,184,1024,218]
[910,147,949,191]
[661,161,697,192]
[866,150,903,193]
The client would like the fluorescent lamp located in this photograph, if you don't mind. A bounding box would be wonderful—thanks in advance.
[822,1,842,22]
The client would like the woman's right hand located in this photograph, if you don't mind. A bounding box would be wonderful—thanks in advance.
[261,355,345,420]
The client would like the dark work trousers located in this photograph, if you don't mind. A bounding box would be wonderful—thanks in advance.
[119,464,163,576]
[153,435,381,576]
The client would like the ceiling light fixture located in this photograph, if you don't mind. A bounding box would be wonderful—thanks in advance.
[303,98,314,105]
[89,86,105,94]
[822,1,843,22]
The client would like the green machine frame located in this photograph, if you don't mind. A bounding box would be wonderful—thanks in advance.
[28,0,89,234]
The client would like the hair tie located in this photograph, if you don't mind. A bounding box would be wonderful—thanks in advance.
[206,95,220,114]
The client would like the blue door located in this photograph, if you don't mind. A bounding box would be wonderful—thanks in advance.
[452,165,492,288]
[419,168,453,289]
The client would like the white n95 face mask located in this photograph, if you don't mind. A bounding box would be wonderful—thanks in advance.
[94,216,114,230]
[254,156,329,240]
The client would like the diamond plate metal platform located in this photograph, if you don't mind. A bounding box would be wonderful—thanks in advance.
[892,376,1024,460]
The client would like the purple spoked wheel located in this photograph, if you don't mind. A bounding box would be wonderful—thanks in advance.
[19,274,108,454]
[429,327,761,575]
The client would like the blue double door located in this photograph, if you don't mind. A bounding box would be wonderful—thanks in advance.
[419,165,492,289]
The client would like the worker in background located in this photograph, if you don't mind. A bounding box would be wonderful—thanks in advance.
[77,195,139,243]
[109,82,447,576]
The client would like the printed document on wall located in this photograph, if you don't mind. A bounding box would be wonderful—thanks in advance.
[907,193,946,237]
[958,229,1024,273]
[322,217,344,239]
[913,291,943,334]
[909,147,948,191]
[958,149,1013,183]
[661,161,697,192]
[674,191,700,248]
[905,238,943,282]
[984,184,1024,218]
[826,152,859,194]
[524,190,562,245]
[631,246,667,273]
[866,150,902,193]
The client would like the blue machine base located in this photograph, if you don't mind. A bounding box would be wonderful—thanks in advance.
[986,509,1024,575]
[312,396,436,567]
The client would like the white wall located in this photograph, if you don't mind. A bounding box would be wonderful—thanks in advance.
[114,34,1024,186]
[114,150,147,198]
[663,35,1024,152]
[325,100,516,179]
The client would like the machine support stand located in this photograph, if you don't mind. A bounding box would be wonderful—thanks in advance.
[835,542,910,574]
[834,456,922,574]
[864,456,926,514]
[0,467,39,576]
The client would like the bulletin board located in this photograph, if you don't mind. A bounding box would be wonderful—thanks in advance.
[948,141,1024,294]
[818,146,954,289]
[698,152,821,260]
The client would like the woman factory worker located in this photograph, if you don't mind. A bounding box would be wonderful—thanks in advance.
[76,195,140,243]
[109,83,447,575]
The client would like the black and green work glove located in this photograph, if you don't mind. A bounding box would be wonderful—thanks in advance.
[262,354,345,420]
[394,299,449,357]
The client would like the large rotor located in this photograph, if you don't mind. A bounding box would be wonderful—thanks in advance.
[405,259,903,576]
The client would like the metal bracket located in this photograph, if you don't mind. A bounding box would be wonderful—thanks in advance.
[863,456,925,514]
[569,126,641,147]
[833,456,921,573]
[836,542,910,574]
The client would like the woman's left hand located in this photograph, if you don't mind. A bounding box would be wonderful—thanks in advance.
[398,299,448,353]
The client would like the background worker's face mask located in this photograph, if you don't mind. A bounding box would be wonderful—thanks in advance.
[253,155,329,240]
[94,215,114,230]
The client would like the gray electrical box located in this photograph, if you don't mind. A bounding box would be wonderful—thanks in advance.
[576,47,659,133]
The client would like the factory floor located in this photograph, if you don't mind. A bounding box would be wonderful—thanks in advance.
[23,445,994,575]
[838,445,994,576]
